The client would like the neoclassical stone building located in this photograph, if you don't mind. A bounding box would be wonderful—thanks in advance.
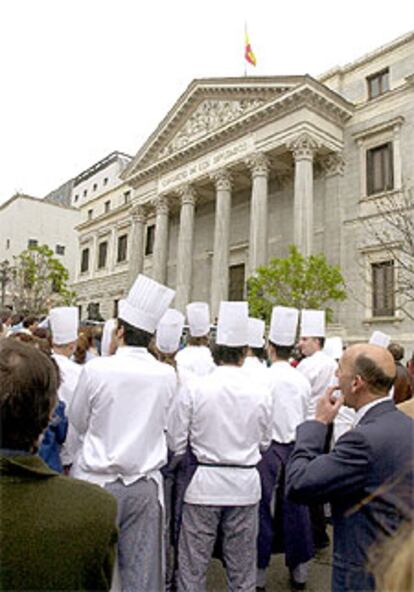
[75,33,414,349]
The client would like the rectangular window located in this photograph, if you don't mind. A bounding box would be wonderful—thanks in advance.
[104,177,109,186]
[228,264,245,301]
[124,190,131,204]
[81,248,90,272]
[372,260,394,317]
[55,244,65,255]
[145,224,156,255]
[98,241,108,269]
[117,234,128,262]
[113,299,119,317]
[367,69,389,100]
[74,194,79,202]
[83,189,88,197]
[27,239,38,248]
[88,208,93,220]
[6,239,10,249]
[87,302,100,321]
[104,200,110,213]
[366,143,393,196]
[93,183,98,191]
[78,305,82,320]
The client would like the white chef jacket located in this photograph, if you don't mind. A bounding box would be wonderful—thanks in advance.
[268,361,311,443]
[68,346,177,486]
[242,356,269,386]
[168,365,272,506]
[297,350,337,420]
[53,352,82,466]
[175,345,215,377]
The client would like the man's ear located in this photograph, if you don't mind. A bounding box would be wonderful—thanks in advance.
[352,374,364,392]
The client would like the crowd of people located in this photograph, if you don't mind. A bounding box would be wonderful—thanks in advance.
[0,273,413,592]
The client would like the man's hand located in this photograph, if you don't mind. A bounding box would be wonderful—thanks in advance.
[315,386,344,425]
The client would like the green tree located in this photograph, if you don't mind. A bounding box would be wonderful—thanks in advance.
[10,244,76,315]
[247,245,347,324]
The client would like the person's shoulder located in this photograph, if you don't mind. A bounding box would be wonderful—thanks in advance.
[53,474,117,516]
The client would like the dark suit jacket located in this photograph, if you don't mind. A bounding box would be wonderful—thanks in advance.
[286,401,414,592]
[0,454,118,591]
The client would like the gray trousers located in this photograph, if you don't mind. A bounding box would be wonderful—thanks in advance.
[177,502,258,592]
[105,478,163,592]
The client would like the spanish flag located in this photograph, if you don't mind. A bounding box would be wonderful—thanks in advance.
[245,29,257,67]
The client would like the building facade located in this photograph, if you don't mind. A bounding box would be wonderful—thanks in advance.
[73,151,133,320]
[75,33,414,349]
[0,194,80,287]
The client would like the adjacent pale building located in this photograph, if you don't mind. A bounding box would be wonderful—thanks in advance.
[74,33,414,349]
[0,193,80,286]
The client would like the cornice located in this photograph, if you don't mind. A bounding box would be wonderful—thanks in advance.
[125,80,354,188]
[76,202,130,231]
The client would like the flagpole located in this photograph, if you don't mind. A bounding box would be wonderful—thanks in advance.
[244,21,247,76]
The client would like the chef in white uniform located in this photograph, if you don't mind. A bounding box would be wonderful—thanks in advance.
[175,302,215,377]
[296,309,337,550]
[243,317,269,383]
[169,301,272,592]
[49,306,82,469]
[257,306,313,590]
[69,274,177,592]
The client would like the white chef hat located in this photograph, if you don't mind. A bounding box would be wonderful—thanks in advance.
[300,309,326,338]
[156,308,185,354]
[186,302,210,337]
[323,336,343,360]
[118,274,175,333]
[101,318,117,356]
[369,330,390,349]
[216,301,248,347]
[49,306,79,345]
[247,317,265,348]
[269,306,299,346]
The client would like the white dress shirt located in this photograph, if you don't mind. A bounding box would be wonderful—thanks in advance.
[353,396,391,426]
[242,356,269,386]
[297,350,337,419]
[69,346,177,486]
[168,365,272,506]
[268,361,311,443]
[175,345,216,377]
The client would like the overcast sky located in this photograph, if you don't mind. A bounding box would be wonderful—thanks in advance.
[0,0,412,204]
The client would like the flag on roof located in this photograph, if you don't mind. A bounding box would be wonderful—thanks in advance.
[244,28,257,66]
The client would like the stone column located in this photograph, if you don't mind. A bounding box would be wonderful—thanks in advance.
[210,169,232,318]
[152,195,170,283]
[175,185,197,311]
[246,153,270,276]
[128,204,146,288]
[321,153,345,266]
[288,133,319,257]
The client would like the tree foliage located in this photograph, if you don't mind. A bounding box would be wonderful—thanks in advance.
[10,244,76,315]
[247,245,347,323]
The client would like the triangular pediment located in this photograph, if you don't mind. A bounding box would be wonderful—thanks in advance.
[123,77,306,179]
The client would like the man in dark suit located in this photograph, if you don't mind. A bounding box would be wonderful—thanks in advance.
[0,339,118,591]
[286,343,414,592]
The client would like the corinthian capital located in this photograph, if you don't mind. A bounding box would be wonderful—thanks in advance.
[130,204,147,223]
[245,152,270,177]
[154,195,169,215]
[210,169,232,191]
[177,184,197,207]
[287,133,320,160]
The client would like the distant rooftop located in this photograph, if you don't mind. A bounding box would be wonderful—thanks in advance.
[44,178,74,207]
[73,151,132,187]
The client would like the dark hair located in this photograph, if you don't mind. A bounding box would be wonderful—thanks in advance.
[316,337,325,349]
[188,335,209,347]
[10,314,24,326]
[73,331,93,365]
[268,340,293,360]
[354,353,396,395]
[32,327,50,341]
[0,340,58,450]
[9,332,36,345]
[212,344,247,366]
[118,319,153,348]
[250,346,267,362]
[388,342,404,363]
[0,309,12,324]
[22,315,38,329]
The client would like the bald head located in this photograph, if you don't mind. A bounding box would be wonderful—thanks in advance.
[344,344,396,396]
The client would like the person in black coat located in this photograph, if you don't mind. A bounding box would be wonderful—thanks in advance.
[286,343,414,592]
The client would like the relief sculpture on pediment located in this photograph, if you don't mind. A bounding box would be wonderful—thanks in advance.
[158,98,265,158]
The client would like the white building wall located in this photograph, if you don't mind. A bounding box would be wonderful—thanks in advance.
[0,196,80,283]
